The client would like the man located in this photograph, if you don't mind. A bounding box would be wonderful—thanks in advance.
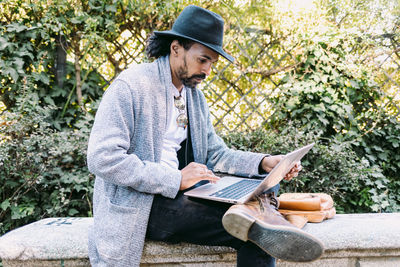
[87,5,323,267]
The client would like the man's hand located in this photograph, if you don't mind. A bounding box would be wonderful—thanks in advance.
[180,162,220,190]
[261,155,302,181]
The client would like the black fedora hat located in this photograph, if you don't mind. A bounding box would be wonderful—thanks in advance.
[154,5,234,63]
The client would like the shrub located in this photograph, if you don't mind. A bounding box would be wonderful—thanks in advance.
[350,114,400,212]
[220,124,391,213]
[0,96,93,235]
[265,31,400,213]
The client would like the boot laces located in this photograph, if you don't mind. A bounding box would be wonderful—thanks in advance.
[256,192,279,212]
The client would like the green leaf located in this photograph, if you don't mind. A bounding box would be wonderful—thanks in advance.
[350,80,359,89]
[32,72,50,85]
[318,116,329,126]
[16,50,34,61]
[106,5,117,12]
[3,67,19,81]
[6,23,28,33]
[0,37,12,50]
[365,154,376,162]
[322,96,333,104]
[44,96,55,105]
[13,58,25,71]
[68,208,79,216]
[378,152,388,161]
[71,17,83,24]
[10,206,23,220]
[1,200,10,211]
[373,145,384,152]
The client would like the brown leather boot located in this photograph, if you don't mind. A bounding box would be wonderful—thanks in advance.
[222,193,324,262]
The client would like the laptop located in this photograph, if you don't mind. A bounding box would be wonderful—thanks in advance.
[184,143,315,204]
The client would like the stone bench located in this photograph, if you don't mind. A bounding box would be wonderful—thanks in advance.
[0,213,400,266]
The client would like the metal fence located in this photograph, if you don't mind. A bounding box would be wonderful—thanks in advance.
[93,21,400,133]
[369,33,400,117]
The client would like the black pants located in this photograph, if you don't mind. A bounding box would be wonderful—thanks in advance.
[146,184,280,267]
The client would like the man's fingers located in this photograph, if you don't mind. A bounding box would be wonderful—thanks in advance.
[284,162,302,181]
[295,164,302,172]
[202,170,220,183]
[289,162,302,174]
[185,163,219,184]
[284,174,293,181]
[295,162,302,171]
[180,164,220,190]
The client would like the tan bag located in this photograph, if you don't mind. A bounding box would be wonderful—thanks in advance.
[278,193,336,228]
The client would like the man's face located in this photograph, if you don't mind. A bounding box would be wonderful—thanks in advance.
[176,43,219,89]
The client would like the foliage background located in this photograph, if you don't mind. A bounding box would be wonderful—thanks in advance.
[0,0,399,235]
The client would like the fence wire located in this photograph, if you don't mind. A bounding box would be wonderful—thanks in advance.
[93,23,400,133]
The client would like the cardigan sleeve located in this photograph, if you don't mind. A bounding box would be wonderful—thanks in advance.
[87,80,181,199]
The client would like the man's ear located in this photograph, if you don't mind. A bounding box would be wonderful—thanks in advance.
[170,40,180,56]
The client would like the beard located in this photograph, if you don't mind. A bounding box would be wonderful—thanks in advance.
[177,57,206,89]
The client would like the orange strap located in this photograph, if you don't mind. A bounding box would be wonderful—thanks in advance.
[278,193,334,211]
[278,193,336,223]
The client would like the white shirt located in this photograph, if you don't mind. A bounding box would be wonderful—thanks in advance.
[160,85,188,170]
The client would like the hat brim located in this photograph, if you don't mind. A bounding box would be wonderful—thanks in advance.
[154,30,234,63]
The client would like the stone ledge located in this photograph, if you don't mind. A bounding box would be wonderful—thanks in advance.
[0,214,399,266]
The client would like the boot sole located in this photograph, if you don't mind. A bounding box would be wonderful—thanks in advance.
[222,210,324,262]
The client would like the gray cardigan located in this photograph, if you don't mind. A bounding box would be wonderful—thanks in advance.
[87,56,267,266]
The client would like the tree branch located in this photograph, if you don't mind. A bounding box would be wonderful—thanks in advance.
[242,62,301,78]
[73,37,83,107]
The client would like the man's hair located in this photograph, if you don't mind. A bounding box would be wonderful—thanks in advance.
[145,33,195,59]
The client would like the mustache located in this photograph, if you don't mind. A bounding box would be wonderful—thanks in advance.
[188,74,206,80]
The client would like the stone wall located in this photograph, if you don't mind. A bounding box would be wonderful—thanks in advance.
[1,214,400,266]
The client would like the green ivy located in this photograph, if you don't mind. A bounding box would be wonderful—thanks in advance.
[221,124,394,213]
[270,34,382,138]
[268,31,400,212]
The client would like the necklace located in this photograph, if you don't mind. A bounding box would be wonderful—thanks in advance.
[174,94,188,129]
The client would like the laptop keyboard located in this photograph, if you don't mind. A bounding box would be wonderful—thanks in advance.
[210,179,261,200]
